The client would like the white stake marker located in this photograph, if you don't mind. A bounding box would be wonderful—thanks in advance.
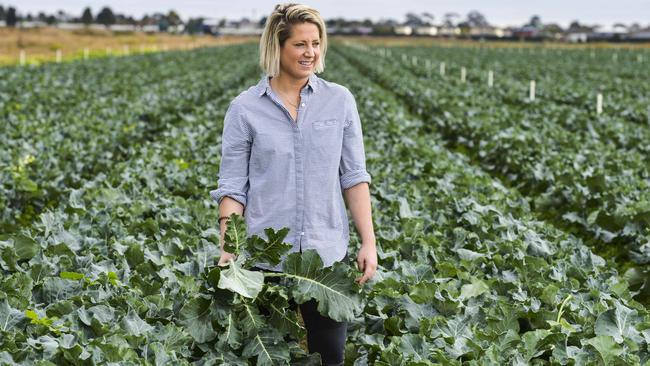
[488,70,494,87]
[55,49,62,63]
[425,59,431,68]
[612,53,618,62]
[83,47,89,60]
[597,93,603,114]
[529,80,536,101]
[106,47,112,56]
[19,50,25,65]
[638,55,643,63]
[402,54,407,62]
[461,67,466,82]
[440,62,445,76]
[412,55,417,66]
[123,45,130,55]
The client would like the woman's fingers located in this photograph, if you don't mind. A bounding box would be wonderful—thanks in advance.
[218,252,235,266]
[355,258,376,285]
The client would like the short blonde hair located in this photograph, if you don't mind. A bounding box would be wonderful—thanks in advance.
[259,3,327,76]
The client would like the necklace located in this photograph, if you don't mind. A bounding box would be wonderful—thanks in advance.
[276,90,299,109]
[270,79,300,109]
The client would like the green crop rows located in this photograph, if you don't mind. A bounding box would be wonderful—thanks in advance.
[1,43,650,364]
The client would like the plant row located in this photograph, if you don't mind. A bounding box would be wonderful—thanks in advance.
[337,44,650,269]
[1,46,259,232]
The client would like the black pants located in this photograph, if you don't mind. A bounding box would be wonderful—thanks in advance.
[252,253,349,366]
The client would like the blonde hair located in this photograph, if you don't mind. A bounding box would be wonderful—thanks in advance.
[259,3,327,76]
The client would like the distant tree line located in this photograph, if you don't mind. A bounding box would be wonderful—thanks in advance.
[0,4,185,30]
[0,4,647,36]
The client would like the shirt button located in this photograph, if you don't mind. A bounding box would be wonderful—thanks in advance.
[301,103,305,107]
[300,232,305,236]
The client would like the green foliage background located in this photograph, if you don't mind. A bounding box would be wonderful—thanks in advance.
[1,43,650,364]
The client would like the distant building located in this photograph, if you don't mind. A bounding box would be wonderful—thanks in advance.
[394,25,412,35]
[57,22,86,30]
[513,25,542,40]
[18,21,48,28]
[438,26,461,36]
[414,26,438,36]
[628,31,650,41]
[141,24,160,33]
[470,25,509,38]
[201,18,221,34]
[566,32,588,43]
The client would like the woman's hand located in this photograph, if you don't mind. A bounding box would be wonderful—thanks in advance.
[356,242,377,285]
[218,251,236,266]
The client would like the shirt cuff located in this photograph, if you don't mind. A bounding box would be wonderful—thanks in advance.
[340,170,371,190]
[210,189,247,207]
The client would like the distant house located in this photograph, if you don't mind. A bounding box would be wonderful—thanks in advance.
[588,28,627,41]
[394,25,412,35]
[414,26,438,36]
[19,21,48,28]
[109,24,137,32]
[57,22,85,30]
[629,31,650,41]
[202,18,220,34]
[438,26,461,36]
[218,21,262,36]
[513,25,542,40]
[566,32,588,43]
[470,25,508,38]
[353,26,373,35]
[141,24,160,33]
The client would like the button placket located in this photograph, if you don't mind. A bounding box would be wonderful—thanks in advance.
[296,89,310,251]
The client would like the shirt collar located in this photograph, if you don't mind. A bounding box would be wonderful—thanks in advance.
[258,73,319,97]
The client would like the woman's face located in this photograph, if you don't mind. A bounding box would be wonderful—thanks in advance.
[279,22,321,81]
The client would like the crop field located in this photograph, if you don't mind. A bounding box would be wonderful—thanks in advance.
[1,42,650,364]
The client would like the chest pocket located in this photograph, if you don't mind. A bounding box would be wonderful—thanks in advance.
[311,119,340,148]
[313,119,337,130]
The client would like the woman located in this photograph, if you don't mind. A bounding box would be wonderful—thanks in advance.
[210,3,377,364]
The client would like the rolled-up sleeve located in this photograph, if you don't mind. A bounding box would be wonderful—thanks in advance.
[339,90,371,190]
[210,102,252,206]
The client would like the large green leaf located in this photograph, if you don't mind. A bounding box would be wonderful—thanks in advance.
[584,336,624,365]
[235,300,265,337]
[178,297,217,343]
[0,298,25,332]
[12,234,39,260]
[241,329,290,366]
[246,227,293,267]
[459,278,489,301]
[223,214,247,255]
[269,250,361,322]
[217,312,243,350]
[396,334,431,361]
[121,308,154,336]
[218,257,264,299]
[259,286,304,339]
[594,300,641,343]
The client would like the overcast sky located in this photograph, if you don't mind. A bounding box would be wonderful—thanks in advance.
[4,0,649,28]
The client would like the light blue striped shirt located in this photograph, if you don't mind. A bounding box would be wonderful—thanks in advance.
[210,73,371,271]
